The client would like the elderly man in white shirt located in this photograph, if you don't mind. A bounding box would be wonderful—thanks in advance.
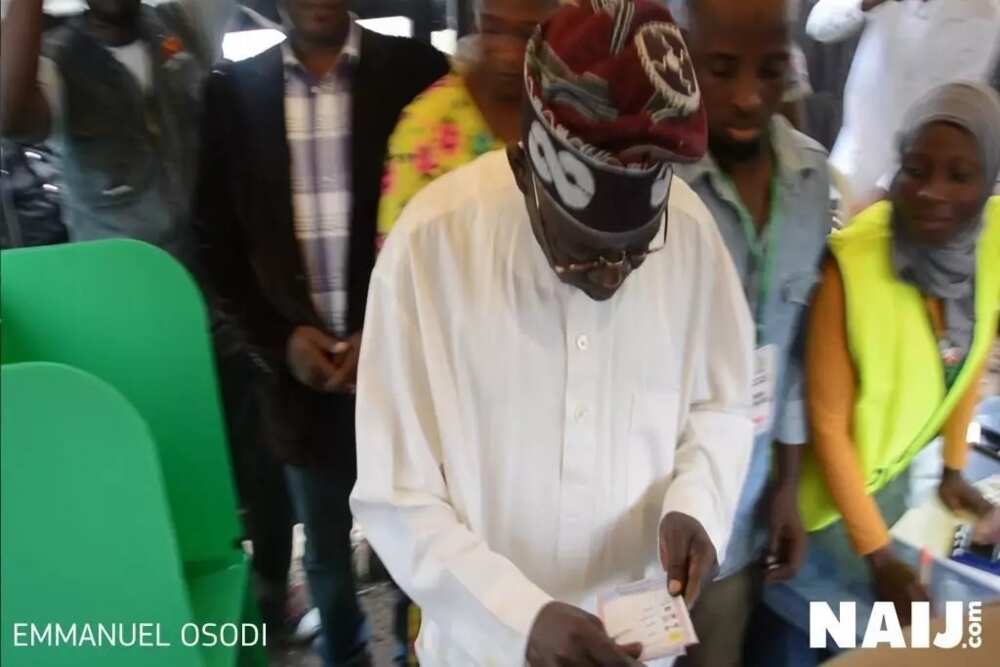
[351,1,754,665]
[806,0,1000,209]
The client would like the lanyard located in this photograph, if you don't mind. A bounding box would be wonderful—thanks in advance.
[719,173,783,343]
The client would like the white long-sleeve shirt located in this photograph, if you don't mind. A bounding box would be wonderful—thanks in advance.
[806,0,1000,198]
[351,150,755,666]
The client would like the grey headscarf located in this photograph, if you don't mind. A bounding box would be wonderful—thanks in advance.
[890,81,1000,363]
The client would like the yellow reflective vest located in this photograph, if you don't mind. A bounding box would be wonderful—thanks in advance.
[799,197,1000,532]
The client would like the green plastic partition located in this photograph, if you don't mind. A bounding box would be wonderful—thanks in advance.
[0,240,241,566]
[1,363,204,667]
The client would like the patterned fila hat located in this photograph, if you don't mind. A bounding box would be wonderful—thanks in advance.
[523,0,706,232]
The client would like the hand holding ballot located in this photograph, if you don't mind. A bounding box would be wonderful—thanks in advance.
[598,577,700,661]
[526,602,643,667]
[973,507,1000,544]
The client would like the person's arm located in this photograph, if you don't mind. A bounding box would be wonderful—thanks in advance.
[938,359,994,516]
[764,442,806,581]
[941,360,987,473]
[190,69,295,365]
[806,0,890,44]
[765,316,811,581]
[660,216,756,567]
[349,256,554,666]
[807,256,890,555]
[0,0,51,140]
[776,332,809,450]
[809,256,933,622]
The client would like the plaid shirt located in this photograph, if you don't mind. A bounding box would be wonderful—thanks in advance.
[283,18,361,337]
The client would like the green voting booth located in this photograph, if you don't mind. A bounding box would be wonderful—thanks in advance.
[0,240,265,667]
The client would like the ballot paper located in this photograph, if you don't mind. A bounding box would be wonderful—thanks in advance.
[597,576,699,661]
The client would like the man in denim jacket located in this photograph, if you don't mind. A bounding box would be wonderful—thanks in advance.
[670,1,833,665]
[0,0,232,261]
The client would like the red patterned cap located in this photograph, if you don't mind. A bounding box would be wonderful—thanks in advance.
[522,0,705,232]
[524,0,706,168]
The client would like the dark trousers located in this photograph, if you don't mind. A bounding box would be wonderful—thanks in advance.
[245,442,295,620]
[286,464,368,666]
[677,566,762,667]
[217,353,295,620]
[743,602,831,667]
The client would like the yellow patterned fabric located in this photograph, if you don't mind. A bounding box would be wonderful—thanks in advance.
[377,73,502,247]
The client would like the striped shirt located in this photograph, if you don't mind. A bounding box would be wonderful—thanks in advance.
[283,18,361,337]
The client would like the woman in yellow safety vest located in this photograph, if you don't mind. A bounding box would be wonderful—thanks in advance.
[762,81,1000,660]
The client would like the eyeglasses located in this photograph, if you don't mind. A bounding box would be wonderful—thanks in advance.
[531,177,669,288]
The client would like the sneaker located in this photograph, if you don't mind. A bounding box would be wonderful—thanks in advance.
[292,607,322,644]
[262,605,320,647]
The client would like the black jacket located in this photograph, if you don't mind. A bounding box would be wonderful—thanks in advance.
[193,30,448,467]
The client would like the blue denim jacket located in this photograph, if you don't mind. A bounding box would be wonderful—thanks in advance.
[42,5,206,260]
[677,116,833,577]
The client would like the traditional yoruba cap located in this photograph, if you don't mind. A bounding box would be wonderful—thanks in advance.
[523,0,706,233]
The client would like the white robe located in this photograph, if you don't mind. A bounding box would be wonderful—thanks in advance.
[351,150,755,666]
[807,0,1000,198]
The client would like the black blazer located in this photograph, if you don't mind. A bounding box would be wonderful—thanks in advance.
[193,30,448,466]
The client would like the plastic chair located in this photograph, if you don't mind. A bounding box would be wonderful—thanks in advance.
[0,241,264,666]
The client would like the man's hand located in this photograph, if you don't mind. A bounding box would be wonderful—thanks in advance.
[866,547,930,627]
[764,481,807,583]
[659,512,718,608]
[526,602,642,667]
[286,326,360,393]
[329,331,363,393]
[973,508,1000,544]
[0,0,52,139]
[939,467,994,517]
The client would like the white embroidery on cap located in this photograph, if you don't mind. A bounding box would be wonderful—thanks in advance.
[529,120,597,210]
[636,22,700,117]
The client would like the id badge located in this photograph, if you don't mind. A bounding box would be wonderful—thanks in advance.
[752,345,777,436]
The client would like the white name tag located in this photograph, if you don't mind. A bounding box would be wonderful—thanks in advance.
[752,344,777,437]
[597,576,699,661]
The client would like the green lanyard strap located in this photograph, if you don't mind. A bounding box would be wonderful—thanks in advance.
[721,173,783,343]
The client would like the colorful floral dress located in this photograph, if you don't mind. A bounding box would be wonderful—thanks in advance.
[377,73,502,247]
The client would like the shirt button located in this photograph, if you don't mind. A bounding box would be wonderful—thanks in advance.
[576,334,590,351]
[575,405,588,422]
